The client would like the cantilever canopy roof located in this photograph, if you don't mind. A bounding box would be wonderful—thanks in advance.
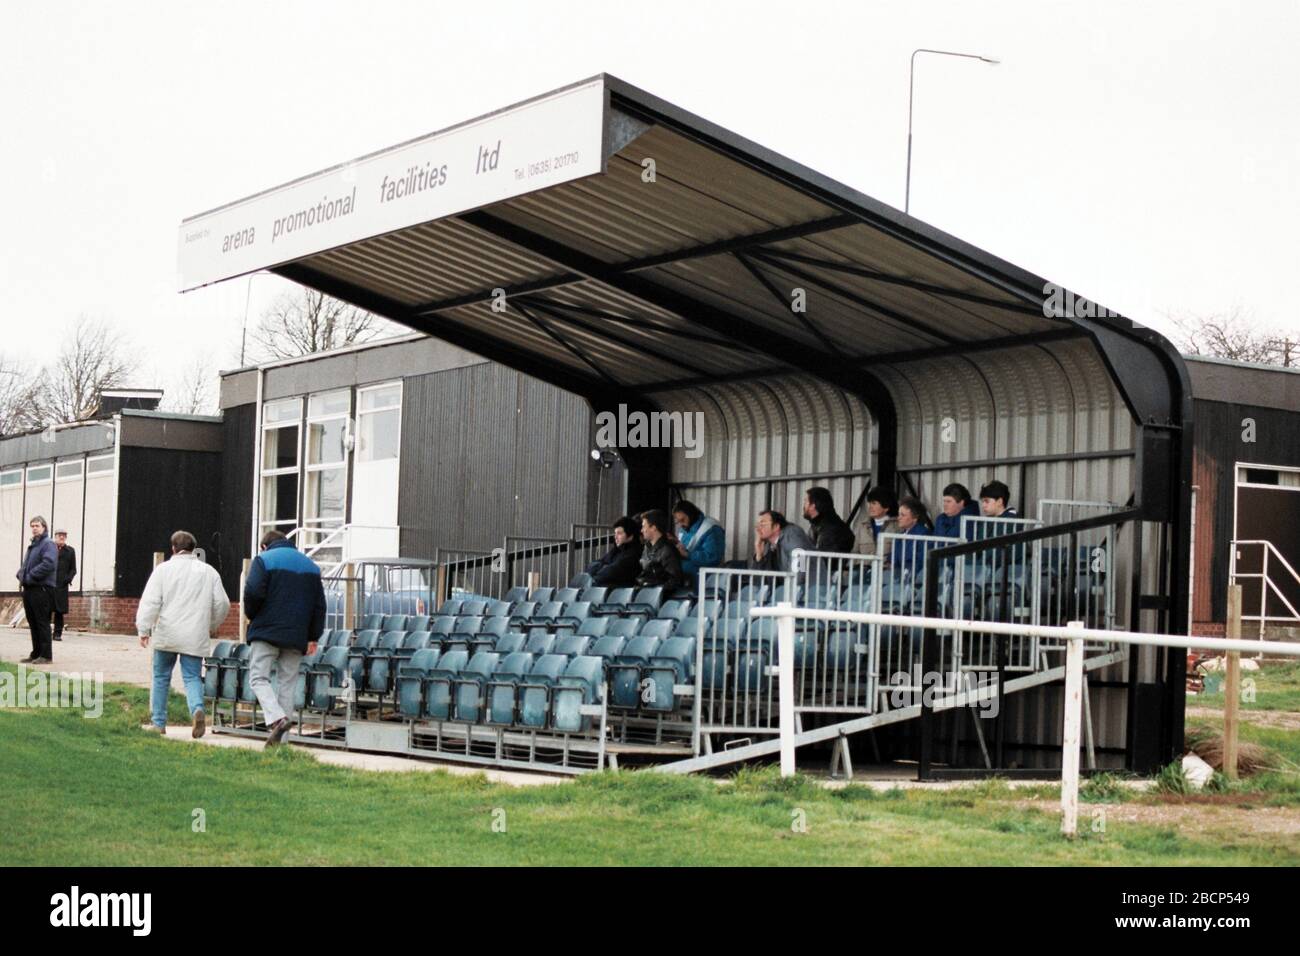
[179,74,1189,481]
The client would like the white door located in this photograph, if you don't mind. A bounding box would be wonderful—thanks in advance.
[350,383,402,557]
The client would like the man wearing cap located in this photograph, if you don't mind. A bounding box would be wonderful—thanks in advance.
[51,528,77,642]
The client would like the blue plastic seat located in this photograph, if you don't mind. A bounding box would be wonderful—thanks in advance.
[636,618,675,641]
[554,587,581,604]
[588,635,627,662]
[625,586,664,617]
[552,655,605,732]
[557,601,591,626]
[578,586,608,605]
[453,652,501,722]
[594,587,635,614]
[203,641,234,698]
[524,632,557,656]
[471,615,511,654]
[362,613,385,631]
[644,636,696,711]
[395,648,441,717]
[423,650,470,720]
[346,630,382,686]
[485,600,513,618]
[380,614,408,633]
[366,630,407,692]
[606,617,641,639]
[611,636,663,709]
[503,586,529,604]
[437,598,463,617]
[528,587,555,604]
[568,571,593,589]
[519,654,568,728]
[305,646,352,710]
[507,601,538,625]
[486,652,534,725]
[672,614,710,640]
[494,632,526,655]
[429,616,456,637]
[656,599,692,622]
[460,599,488,617]
[406,615,432,633]
[452,615,484,636]
[554,634,592,658]
[576,616,610,640]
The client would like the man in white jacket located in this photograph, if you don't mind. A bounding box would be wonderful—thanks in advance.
[136,530,231,736]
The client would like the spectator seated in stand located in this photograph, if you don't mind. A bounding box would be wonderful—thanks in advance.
[635,510,684,590]
[671,499,725,589]
[856,486,900,556]
[890,495,936,575]
[979,480,1019,519]
[584,516,642,587]
[803,486,856,553]
[933,482,980,539]
[748,509,814,574]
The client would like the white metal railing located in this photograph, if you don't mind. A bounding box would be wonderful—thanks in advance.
[1230,540,1300,640]
[752,602,1300,836]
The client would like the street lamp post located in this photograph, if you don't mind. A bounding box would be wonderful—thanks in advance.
[906,48,1000,215]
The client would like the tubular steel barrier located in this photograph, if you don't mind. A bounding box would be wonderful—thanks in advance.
[1230,539,1300,641]
[790,549,883,715]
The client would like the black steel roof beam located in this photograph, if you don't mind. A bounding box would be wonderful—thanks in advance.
[733,251,841,354]
[511,301,623,388]
[411,213,856,317]
[747,248,957,345]
[272,263,613,401]
[457,210,901,447]
[521,297,714,378]
[858,328,1086,366]
[757,247,1044,316]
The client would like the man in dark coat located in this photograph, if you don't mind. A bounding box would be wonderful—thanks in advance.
[585,516,642,587]
[52,528,77,641]
[635,510,684,590]
[17,516,58,664]
[243,530,326,748]
[803,486,856,554]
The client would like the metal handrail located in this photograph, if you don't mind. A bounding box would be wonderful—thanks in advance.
[1230,539,1300,639]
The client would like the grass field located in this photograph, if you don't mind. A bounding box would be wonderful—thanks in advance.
[2,662,1298,866]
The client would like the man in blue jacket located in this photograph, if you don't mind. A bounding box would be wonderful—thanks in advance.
[672,499,725,590]
[17,516,58,664]
[243,530,326,748]
[933,483,980,540]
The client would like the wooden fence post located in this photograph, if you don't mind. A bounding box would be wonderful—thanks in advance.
[1224,584,1242,780]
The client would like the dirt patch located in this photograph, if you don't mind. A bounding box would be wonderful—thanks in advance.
[1015,797,1300,839]
[1186,706,1300,731]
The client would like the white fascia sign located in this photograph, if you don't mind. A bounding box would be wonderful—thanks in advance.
[177,78,608,292]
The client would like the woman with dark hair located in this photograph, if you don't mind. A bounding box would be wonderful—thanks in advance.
[856,485,900,556]
[672,498,725,587]
[636,509,683,589]
[933,482,979,539]
[585,516,642,587]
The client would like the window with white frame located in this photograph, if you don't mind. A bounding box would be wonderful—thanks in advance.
[357,383,401,462]
[260,398,302,535]
[304,389,350,527]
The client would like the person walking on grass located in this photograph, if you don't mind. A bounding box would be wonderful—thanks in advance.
[243,530,325,749]
[137,530,231,737]
[17,516,57,665]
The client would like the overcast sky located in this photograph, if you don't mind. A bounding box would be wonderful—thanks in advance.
[3,0,1297,402]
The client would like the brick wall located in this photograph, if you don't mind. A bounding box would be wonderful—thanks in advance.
[61,595,242,638]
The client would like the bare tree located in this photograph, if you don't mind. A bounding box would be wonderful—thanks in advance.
[0,354,43,436]
[250,288,395,360]
[161,355,217,416]
[1170,309,1297,368]
[32,317,137,424]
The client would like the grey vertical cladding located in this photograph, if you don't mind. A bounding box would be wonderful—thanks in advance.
[397,364,595,558]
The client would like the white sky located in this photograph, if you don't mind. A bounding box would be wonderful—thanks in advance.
[3,0,1298,399]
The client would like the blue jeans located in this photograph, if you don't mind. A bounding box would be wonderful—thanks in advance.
[152,651,205,728]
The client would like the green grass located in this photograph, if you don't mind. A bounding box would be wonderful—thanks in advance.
[1197,660,1300,712]
[1,663,1298,866]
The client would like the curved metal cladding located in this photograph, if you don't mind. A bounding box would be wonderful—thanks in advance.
[649,374,874,557]
[877,337,1134,512]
